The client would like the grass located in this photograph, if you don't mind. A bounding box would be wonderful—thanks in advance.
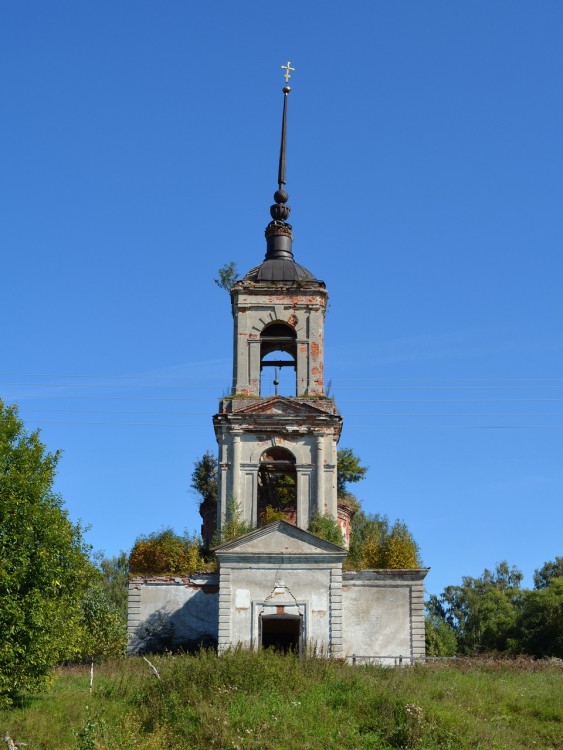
[1,652,561,750]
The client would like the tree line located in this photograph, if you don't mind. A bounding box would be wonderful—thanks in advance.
[426,558,563,658]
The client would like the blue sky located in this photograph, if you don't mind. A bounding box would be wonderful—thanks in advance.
[1,1,561,597]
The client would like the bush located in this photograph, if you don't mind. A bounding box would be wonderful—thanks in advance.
[129,528,204,576]
[308,513,345,547]
[213,497,254,545]
[425,613,458,656]
[346,512,421,569]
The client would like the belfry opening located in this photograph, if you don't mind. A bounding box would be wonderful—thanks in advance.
[258,447,297,525]
[260,322,297,396]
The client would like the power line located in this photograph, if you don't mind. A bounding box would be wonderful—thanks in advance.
[3,382,563,391]
[14,407,563,418]
[23,420,563,429]
[7,394,563,404]
[1,372,562,382]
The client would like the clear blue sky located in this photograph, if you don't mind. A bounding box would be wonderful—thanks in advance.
[1,1,561,597]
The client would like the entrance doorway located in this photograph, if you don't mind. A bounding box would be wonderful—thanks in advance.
[260,615,302,654]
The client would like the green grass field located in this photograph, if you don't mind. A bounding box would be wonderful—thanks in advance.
[1,652,561,750]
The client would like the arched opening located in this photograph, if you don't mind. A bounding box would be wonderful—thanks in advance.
[260,322,297,396]
[258,447,297,525]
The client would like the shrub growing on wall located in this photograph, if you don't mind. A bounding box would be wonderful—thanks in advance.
[308,513,345,547]
[129,528,205,576]
[346,512,421,569]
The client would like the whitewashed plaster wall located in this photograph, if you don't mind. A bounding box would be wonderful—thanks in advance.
[127,575,218,653]
[341,570,427,664]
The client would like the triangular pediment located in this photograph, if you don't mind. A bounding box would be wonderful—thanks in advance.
[214,520,346,556]
[233,396,333,417]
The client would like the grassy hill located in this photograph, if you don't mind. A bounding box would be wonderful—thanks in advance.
[1,651,561,750]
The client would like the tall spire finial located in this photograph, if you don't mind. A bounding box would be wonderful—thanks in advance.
[264,64,295,261]
[277,79,291,192]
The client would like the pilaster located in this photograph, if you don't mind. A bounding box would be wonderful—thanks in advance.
[329,566,343,658]
[217,566,232,654]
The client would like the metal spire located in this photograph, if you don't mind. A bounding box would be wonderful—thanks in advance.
[264,64,295,258]
[277,62,294,192]
[277,86,289,192]
[250,63,319,282]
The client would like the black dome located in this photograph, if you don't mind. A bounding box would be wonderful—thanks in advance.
[243,258,318,283]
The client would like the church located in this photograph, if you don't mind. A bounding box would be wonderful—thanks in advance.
[128,70,427,663]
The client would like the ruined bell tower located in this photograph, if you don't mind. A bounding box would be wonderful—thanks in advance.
[213,81,343,535]
[129,67,427,661]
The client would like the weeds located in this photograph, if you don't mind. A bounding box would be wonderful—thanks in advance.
[0,653,561,750]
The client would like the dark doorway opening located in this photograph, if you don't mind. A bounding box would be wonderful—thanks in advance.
[260,615,302,654]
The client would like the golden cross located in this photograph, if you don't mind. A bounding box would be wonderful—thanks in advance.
[281,61,295,83]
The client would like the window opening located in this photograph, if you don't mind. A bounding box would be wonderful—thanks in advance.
[260,322,296,396]
[258,447,297,525]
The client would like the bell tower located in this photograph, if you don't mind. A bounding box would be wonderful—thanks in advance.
[213,78,342,535]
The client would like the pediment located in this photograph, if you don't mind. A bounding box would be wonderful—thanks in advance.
[234,396,332,417]
[214,520,346,556]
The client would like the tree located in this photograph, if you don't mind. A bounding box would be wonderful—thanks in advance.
[533,557,563,589]
[346,512,421,570]
[337,447,368,496]
[98,551,129,618]
[511,577,563,658]
[129,528,205,576]
[428,562,523,654]
[425,613,457,656]
[0,400,92,705]
[347,511,388,568]
[74,573,128,663]
[214,261,239,292]
[381,521,421,568]
[191,450,218,510]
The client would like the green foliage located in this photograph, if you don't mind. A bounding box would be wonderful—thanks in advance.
[346,512,421,569]
[190,450,218,510]
[2,654,562,750]
[381,521,421,568]
[533,556,563,589]
[337,491,361,514]
[259,472,296,509]
[0,400,93,706]
[260,505,287,525]
[336,447,368,496]
[213,497,254,545]
[97,551,129,617]
[430,560,563,658]
[428,562,524,655]
[128,528,204,576]
[307,513,345,547]
[347,511,389,568]
[425,613,458,656]
[74,577,128,662]
[511,577,563,658]
[214,261,239,292]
